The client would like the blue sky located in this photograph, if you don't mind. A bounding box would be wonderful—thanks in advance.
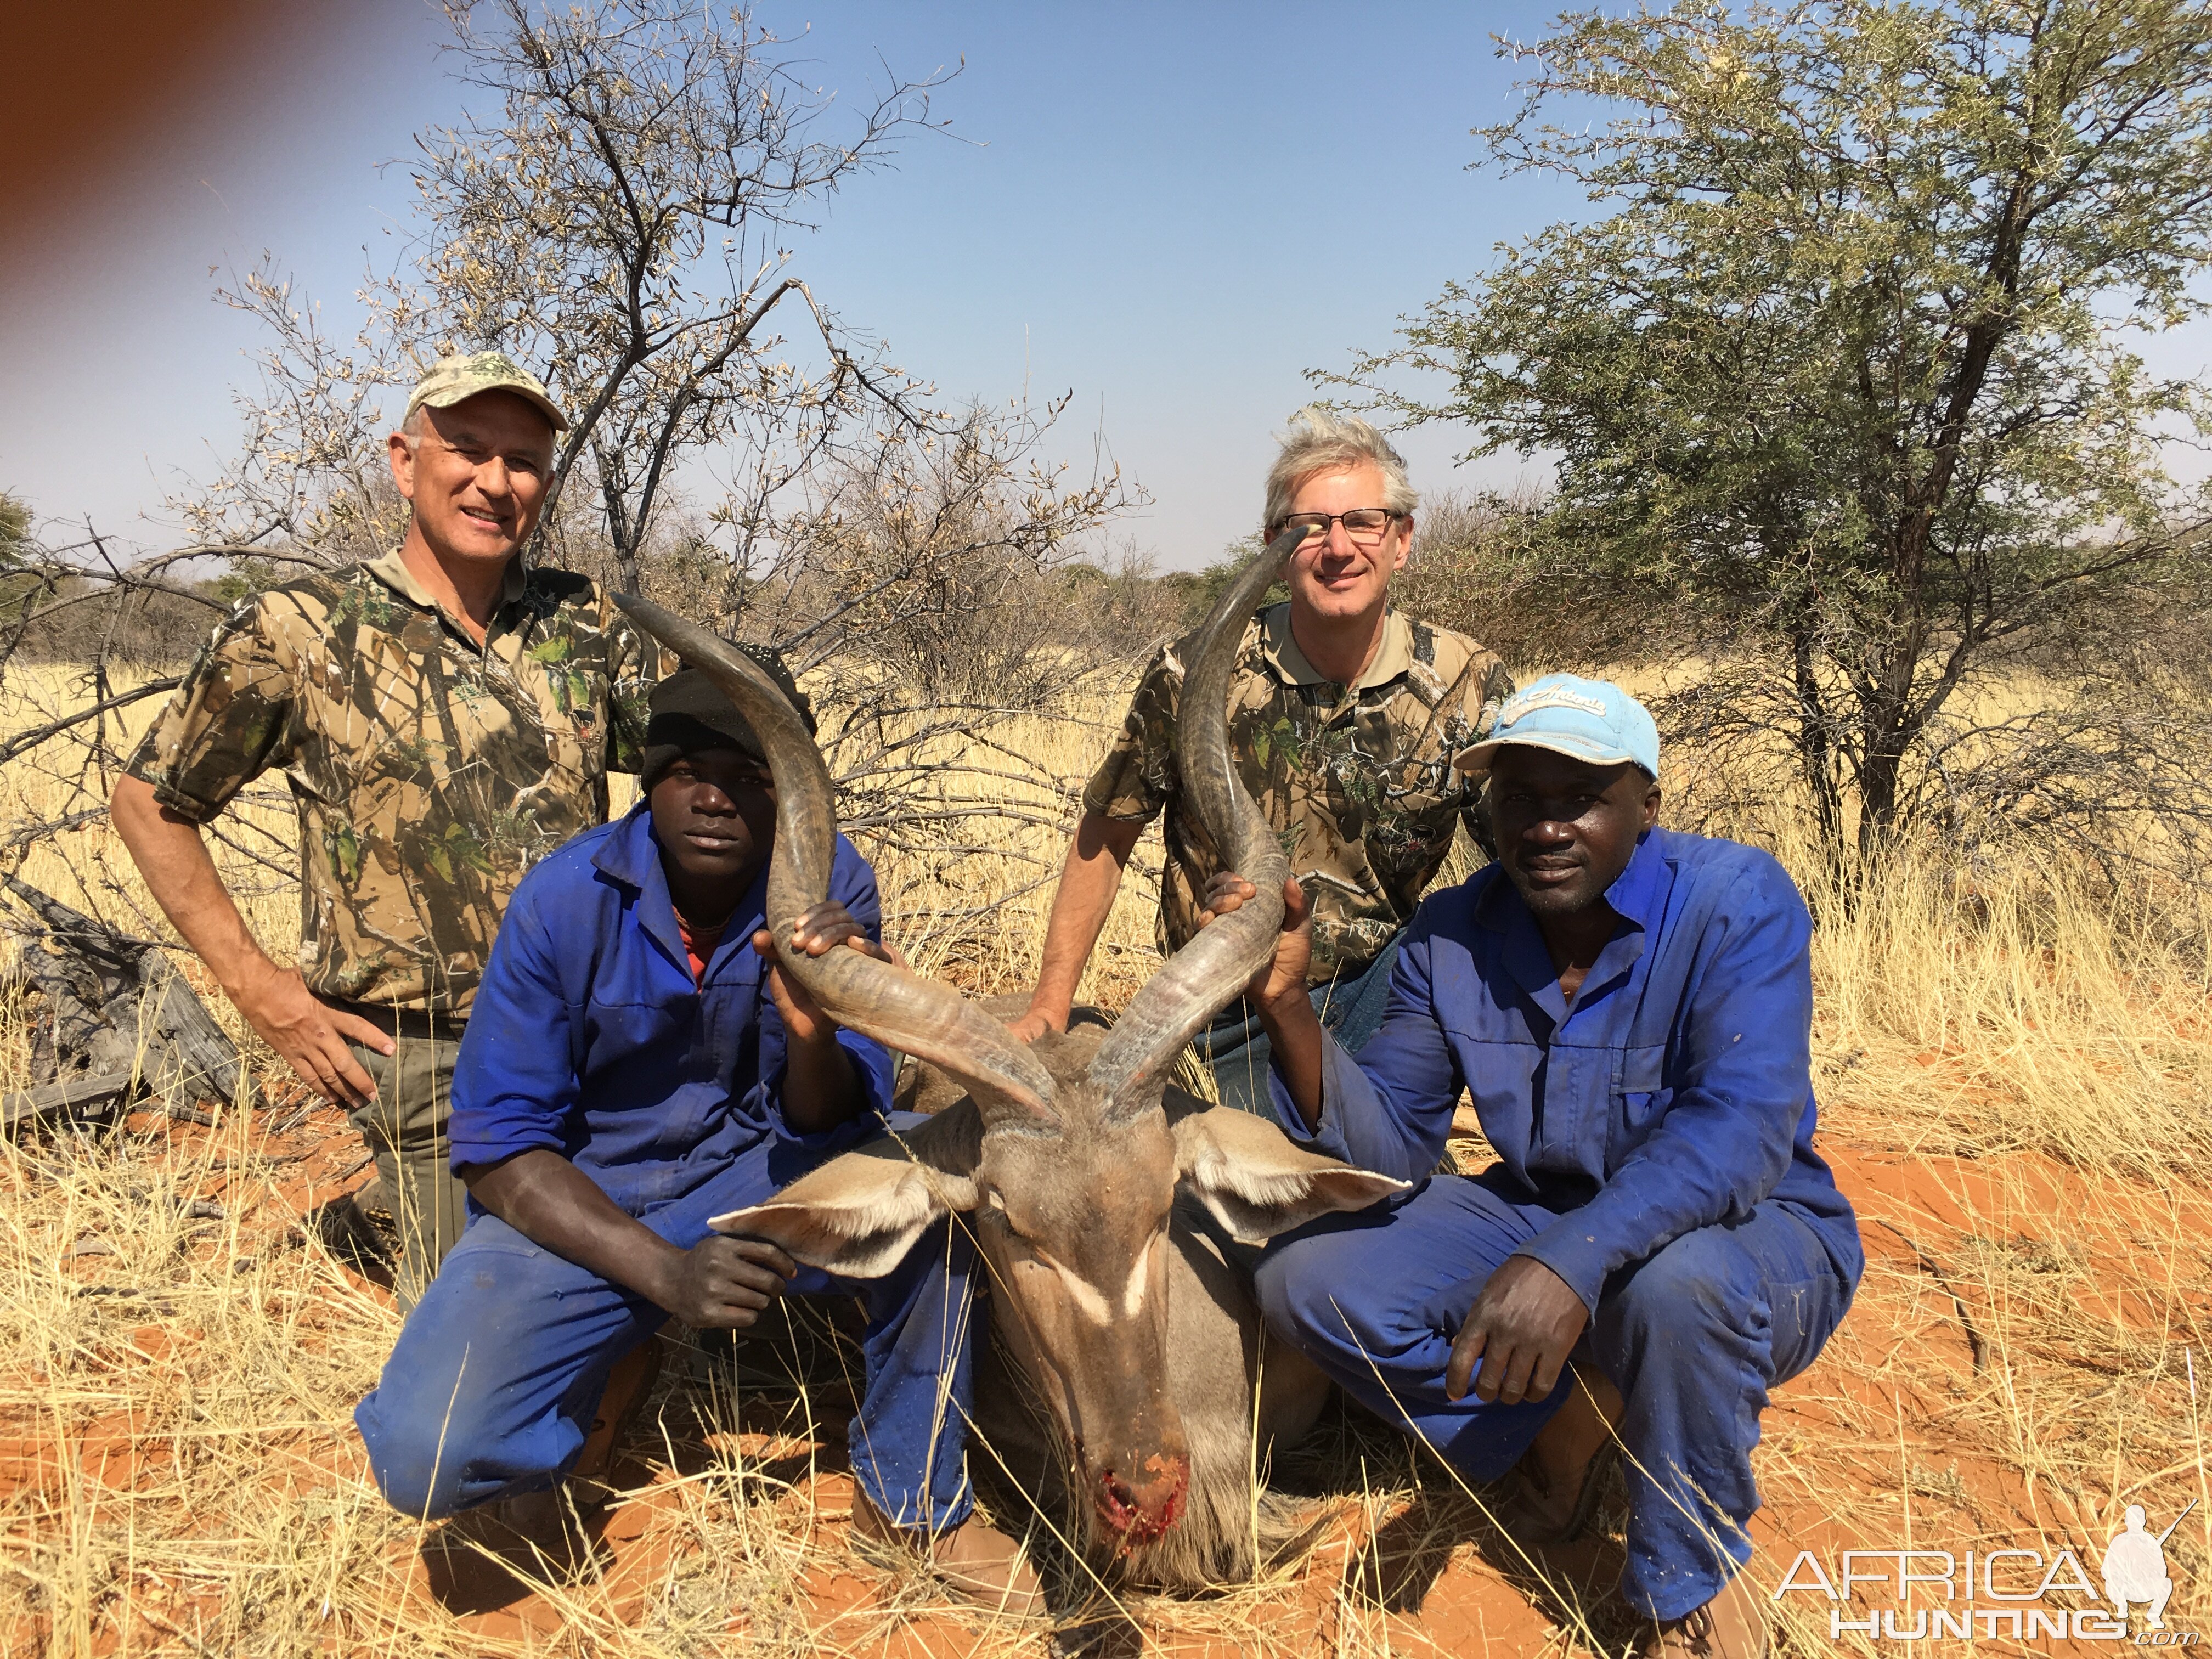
[5,2,2205,571]
[0,2,1578,571]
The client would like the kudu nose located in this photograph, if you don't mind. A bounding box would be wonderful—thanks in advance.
[1096,1453,1190,1545]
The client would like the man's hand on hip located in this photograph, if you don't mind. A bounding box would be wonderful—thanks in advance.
[1447,1254,1589,1406]
[110,777,394,1111]
[229,958,394,1110]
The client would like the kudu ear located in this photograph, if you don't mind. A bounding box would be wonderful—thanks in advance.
[710,1107,981,1279]
[1170,1104,1408,1245]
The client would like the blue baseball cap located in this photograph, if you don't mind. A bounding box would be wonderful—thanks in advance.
[1454,673,1660,779]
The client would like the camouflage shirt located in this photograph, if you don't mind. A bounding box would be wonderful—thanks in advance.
[1084,604,1513,984]
[126,549,651,1016]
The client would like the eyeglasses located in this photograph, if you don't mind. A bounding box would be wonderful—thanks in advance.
[1271,509,1403,546]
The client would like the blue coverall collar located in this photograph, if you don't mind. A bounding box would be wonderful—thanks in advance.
[1474,828,1665,1023]
[591,804,770,981]
[1602,827,1668,930]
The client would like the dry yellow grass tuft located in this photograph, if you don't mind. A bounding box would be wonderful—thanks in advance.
[1,660,2207,1655]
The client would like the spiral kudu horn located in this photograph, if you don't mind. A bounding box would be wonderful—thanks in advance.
[613,599,1060,1125]
[1086,527,1307,1108]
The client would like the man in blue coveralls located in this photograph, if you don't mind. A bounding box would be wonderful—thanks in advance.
[1201,675,1861,1659]
[354,663,1042,1611]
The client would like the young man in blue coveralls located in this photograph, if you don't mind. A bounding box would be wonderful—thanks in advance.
[1202,676,1862,1659]
[354,664,1043,1611]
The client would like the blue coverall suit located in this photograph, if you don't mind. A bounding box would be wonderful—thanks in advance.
[355,806,983,1530]
[1252,827,1863,1621]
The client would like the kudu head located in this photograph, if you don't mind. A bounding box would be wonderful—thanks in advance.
[616,533,1404,1553]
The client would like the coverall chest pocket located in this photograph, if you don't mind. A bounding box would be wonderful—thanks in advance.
[1610,1044,1670,1161]
[1532,1042,1611,1173]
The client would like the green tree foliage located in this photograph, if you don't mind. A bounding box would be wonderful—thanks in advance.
[0,491,28,568]
[1184,535,1290,627]
[203,559,290,607]
[0,492,37,628]
[1350,0,2212,875]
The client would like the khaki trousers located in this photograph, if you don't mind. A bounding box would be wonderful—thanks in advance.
[346,1031,470,1310]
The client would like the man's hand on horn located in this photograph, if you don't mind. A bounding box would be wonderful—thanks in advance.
[1198,870,1313,1013]
[754,900,905,1047]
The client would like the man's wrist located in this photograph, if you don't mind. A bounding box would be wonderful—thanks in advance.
[1252,984,1317,1033]
[635,1235,691,1306]
[788,1020,843,1056]
[783,1035,864,1133]
[1506,1242,1603,1322]
[216,948,285,1005]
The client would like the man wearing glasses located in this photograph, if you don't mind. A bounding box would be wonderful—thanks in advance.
[1012,406,1513,1110]
[114,351,650,1308]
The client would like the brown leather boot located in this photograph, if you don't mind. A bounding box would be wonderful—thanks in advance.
[1640,1569,1768,1659]
[850,1486,1047,1615]
[470,1482,605,1582]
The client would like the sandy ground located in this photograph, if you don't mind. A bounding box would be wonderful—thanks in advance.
[7,1060,2201,1658]
[3,672,2205,1654]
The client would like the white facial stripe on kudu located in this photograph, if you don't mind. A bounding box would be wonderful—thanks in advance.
[1049,1260,1116,1327]
[1041,1232,1161,1328]
[1120,1234,1156,1318]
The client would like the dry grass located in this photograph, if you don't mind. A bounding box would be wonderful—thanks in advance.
[1,659,2209,1655]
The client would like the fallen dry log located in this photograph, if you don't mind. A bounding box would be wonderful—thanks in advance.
[1,1068,136,1131]
[1,876,243,1130]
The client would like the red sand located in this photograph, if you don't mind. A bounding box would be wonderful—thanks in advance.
[4,1097,2206,1656]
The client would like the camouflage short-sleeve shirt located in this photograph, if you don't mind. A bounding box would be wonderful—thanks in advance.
[1082,604,1512,984]
[125,549,651,1016]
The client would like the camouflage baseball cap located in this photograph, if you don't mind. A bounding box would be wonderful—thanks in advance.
[404,349,569,433]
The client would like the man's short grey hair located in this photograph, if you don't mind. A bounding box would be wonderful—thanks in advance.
[399,404,428,450]
[1262,404,1419,530]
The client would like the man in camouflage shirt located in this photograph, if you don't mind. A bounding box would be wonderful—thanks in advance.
[114,351,650,1304]
[1013,407,1512,1110]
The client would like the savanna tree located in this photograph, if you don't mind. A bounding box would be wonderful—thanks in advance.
[184,0,941,589]
[1346,0,2212,881]
[4,0,1135,962]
